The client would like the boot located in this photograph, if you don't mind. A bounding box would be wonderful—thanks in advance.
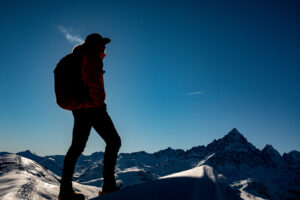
[99,183,123,196]
[58,191,85,200]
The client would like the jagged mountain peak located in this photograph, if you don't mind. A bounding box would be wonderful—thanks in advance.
[223,128,245,141]
[206,128,256,153]
[283,150,300,170]
[285,150,300,157]
[17,150,40,158]
[17,150,42,162]
[262,144,281,157]
[261,144,282,167]
[154,147,185,156]
[18,149,35,155]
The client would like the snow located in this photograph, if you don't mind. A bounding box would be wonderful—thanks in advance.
[231,179,265,200]
[0,154,100,200]
[196,153,215,166]
[0,155,242,200]
[122,167,143,172]
[91,165,241,200]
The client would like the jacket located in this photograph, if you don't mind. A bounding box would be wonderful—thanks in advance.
[73,45,106,110]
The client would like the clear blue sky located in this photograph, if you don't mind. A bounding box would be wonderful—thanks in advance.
[0,0,299,156]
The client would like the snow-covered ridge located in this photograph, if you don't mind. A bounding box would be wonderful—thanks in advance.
[91,165,241,200]
[0,154,99,200]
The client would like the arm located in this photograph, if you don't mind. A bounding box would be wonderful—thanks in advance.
[82,53,106,105]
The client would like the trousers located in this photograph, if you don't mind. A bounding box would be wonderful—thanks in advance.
[60,105,121,194]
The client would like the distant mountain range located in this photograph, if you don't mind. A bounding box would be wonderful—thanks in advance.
[1,128,300,199]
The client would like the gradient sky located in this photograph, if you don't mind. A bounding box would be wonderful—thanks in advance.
[0,0,299,156]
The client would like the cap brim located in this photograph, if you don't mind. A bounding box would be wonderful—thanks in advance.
[103,38,111,44]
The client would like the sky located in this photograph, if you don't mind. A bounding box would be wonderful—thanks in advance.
[0,0,299,156]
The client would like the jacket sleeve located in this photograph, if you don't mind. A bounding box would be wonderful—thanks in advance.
[81,53,106,105]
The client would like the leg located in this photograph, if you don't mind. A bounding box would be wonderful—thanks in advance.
[91,106,121,191]
[60,109,92,195]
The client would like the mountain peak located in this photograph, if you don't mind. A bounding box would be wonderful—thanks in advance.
[262,144,281,158]
[262,144,280,154]
[206,128,256,153]
[261,144,282,167]
[17,149,35,156]
[224,128,244,140]
[230,128,239,132]
[17,150,42,162]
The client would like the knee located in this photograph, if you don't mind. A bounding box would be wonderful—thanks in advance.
[69,142,86,156]
[116,135,121,149]
[107,135,121,150]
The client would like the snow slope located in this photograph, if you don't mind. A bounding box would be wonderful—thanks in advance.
[0,154,100,200]
[91,165,241,200]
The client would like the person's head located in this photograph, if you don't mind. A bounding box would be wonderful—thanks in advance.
[85,33,111,59]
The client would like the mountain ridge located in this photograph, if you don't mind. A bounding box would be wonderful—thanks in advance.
[1,128,297,157]
[1,128,300,199]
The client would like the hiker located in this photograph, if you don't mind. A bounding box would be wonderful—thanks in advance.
[56,33,121,200]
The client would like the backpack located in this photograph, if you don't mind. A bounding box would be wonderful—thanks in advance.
[54,52,87,110]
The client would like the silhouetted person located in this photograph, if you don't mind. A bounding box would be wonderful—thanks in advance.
[58,33,121,200]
